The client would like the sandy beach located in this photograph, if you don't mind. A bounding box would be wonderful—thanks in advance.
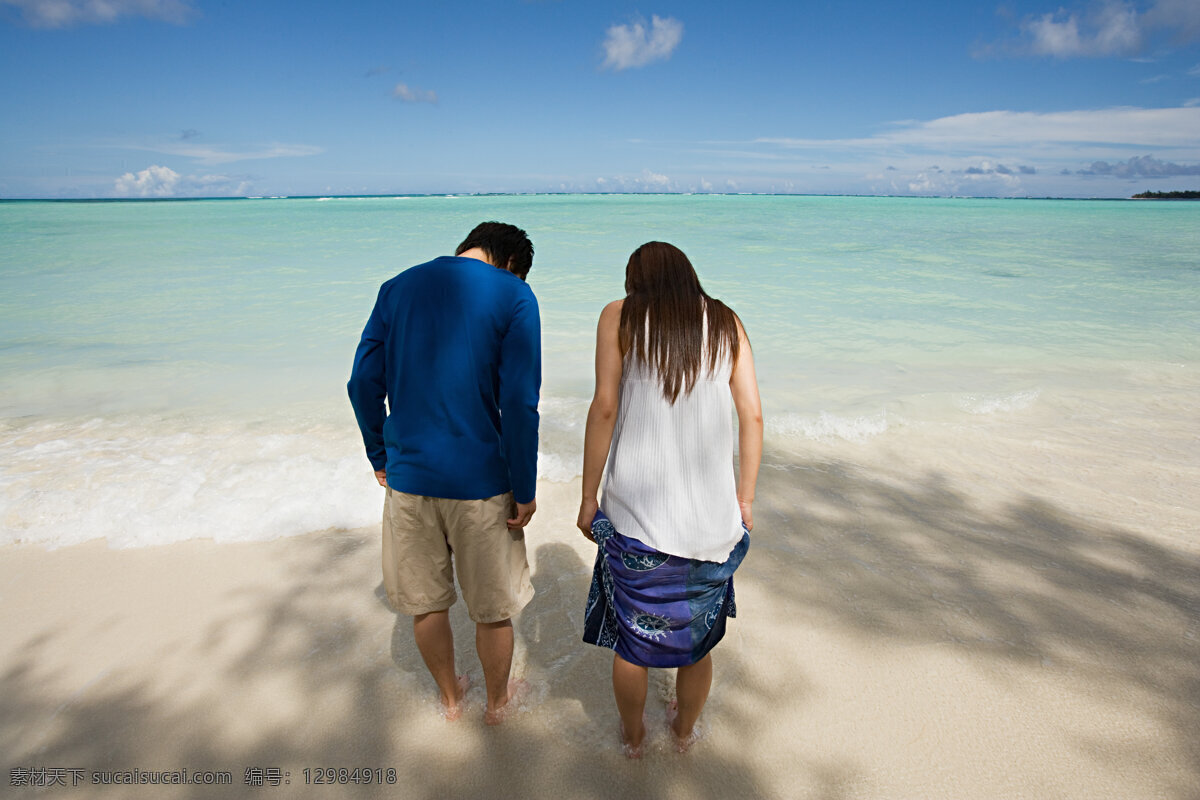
[3,421,1198,800]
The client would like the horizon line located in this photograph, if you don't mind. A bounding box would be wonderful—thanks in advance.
[0,190,1182,203]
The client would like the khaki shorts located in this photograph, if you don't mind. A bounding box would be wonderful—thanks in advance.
[382,488,534,623]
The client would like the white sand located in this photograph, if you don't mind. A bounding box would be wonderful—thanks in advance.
[2,434,1198,799]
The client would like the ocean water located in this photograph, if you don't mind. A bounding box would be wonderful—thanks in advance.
[1,195,1197,548]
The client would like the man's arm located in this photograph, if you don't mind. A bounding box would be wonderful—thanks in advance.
[497,289,541,518]
[347,289,389,476]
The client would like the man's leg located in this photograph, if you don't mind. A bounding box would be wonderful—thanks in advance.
[383,490,462,716]
[478,618,527,724]
[612,653,648,756]
[413,610,467,720]
[444,493,534,724]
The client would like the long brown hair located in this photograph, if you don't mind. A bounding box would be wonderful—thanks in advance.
[619,241,740,404]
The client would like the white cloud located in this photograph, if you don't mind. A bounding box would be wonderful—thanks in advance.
[1077,153,1200,176]
[892,167,1026,197]
[907,172,941,194]
[1001,0,1200,59]
[643,169,670,187]
[590,169,678,192]
[0,0,195,28]
[888,160,1031,196]
[961,160,1035,177]
[393,83,438,104]
[601,15,683,71]
[1188,64,1200,77]
[126,141,323,165]
[114,165,179,197]
[113,164,251,198]
[755,106,1200,154]
[1023,1,1141,57]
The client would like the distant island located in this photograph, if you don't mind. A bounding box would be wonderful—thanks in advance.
[1131,190,1200,200]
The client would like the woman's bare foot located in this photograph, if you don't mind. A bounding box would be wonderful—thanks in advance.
[665,700,701,753]
[484,678,530,726]
[441,674,471,721]
[619,714,647,759]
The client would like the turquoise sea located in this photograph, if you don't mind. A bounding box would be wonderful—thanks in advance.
[1,195,1197,547]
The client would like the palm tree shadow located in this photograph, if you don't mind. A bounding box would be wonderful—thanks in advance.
[748,457,1200,796]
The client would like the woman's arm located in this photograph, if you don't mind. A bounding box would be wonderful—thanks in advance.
[730,316,763,530]
[577,299,625,538]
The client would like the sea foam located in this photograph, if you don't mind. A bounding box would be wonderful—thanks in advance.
[0,406,589,549]
[768,410,891,443]
[0,415,383,549]
[956,389,1041,415]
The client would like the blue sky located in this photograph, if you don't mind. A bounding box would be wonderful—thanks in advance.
[2,0,1199,198]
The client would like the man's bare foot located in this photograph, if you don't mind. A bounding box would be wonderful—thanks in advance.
[665,700,701,753]
[440,674,471,721]
[619,715,647,759]
[483,678,530,726]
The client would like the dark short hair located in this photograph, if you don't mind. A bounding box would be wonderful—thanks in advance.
[455,221,534,279]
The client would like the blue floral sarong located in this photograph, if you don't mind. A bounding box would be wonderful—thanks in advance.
[582,510,749,668]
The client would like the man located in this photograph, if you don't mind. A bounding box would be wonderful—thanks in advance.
[348,221,540,724]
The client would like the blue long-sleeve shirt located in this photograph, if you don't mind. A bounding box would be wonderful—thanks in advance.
[347,256,541,504]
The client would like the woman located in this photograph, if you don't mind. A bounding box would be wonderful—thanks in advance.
[577,241,763,758]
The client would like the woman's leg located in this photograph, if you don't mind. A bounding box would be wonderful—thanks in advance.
[612,653,648,755]
[671,652,712,743]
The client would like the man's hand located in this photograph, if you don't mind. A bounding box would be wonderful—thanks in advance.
[374,469,387,487]
[508,499,536,530]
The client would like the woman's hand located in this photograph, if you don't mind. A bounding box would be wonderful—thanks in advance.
[738,497,754,531]
[577,497,599,542]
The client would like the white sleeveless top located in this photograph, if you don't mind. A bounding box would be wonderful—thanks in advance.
[600,348,744,563]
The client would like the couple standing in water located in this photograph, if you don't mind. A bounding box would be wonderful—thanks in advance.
[348,222,762,757]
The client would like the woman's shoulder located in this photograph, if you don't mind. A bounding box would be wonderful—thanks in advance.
[598,298,625,326]
[595,299,626,346]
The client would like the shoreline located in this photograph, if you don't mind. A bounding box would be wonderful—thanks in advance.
[3,443,1198,799]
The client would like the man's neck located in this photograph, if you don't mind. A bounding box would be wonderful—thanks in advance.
[457,247,494,267]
